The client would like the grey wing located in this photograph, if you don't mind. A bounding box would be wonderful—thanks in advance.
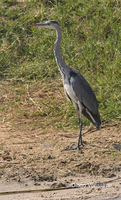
[70,71,101,127]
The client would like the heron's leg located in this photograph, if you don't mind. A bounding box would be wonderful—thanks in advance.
[77,102,83,149]
[72,102,83,150]
[77,118,83,149]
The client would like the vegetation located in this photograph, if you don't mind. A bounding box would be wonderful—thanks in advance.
[0,0,121,129]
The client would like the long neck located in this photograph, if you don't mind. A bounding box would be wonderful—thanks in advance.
[54,26,70,78]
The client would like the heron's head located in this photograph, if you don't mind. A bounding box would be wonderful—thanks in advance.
[29,20,59,30]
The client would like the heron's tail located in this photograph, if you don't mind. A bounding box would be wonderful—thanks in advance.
[82,109,101,129]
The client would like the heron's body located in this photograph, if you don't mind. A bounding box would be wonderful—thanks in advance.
[29,20,101,149]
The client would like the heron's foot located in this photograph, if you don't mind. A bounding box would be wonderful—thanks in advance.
[70,144,84,150]
[77,143,84,150]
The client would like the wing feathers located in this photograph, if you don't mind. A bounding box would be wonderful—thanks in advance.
[70,71,101,127]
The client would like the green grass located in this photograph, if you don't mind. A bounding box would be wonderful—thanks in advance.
[0,0,121,129]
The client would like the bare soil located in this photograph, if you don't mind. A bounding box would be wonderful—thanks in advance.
[0,122,121,199]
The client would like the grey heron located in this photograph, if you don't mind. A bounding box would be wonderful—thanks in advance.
[29,20,101,150]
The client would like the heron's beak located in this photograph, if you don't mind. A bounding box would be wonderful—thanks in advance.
[29,23,55,29]
[29,23,46,27]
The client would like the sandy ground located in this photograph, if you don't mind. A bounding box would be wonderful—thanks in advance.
[0,122,121,199]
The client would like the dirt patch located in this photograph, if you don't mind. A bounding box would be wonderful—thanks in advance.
[0,122,121,199]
